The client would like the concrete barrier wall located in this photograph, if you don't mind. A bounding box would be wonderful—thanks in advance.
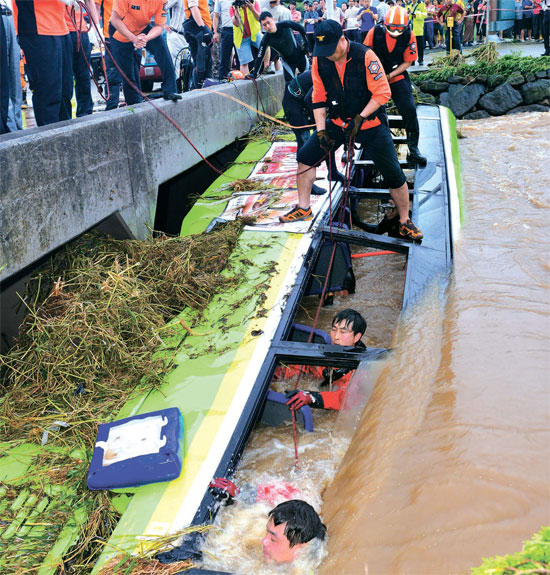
[0,74,284,283]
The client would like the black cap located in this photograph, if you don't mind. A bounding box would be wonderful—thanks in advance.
[313,20,343,58]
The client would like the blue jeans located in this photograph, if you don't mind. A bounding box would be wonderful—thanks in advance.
[184,19,212,88]
[109,28,177,105]
[18,33,73,126]
[70,30,93,116]
[219,27,233,80]
[1,13,22,131]
[445,22,462,53]
[424,20,434,48]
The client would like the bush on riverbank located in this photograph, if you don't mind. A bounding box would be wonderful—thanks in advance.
[413,50,550,119]
[471,526,550,575]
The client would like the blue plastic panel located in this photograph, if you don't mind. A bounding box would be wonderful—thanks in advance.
[87,407,184,490]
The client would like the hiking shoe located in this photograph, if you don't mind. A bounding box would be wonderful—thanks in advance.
[279,205,313,223]
[399,219,424,241]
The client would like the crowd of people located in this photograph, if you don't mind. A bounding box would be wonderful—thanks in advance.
[1,0,549,133]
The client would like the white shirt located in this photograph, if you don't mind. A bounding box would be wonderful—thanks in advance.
[376,0,389,20]
[345,6,360,29]
[268,3,292,21]
[213,0,234,27]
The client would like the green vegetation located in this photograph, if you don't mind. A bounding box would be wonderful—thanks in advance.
[471,526,550,575]
[415,47,550,83]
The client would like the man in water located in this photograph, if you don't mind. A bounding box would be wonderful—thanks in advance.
[278,309,367,411]
[262,499,327,563]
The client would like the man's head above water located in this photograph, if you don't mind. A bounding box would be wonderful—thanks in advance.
[330,308,367,347]
[262,499,327,563]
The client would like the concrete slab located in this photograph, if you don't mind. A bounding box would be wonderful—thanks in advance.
[0,74,284,283]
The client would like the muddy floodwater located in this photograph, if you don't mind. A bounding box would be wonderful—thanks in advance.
[202,112,550,574]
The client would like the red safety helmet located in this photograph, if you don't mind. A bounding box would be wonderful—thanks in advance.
[384,6,409,37]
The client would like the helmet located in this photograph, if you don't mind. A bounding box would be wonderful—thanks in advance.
[384,6,409,37]
[230,70,245,80]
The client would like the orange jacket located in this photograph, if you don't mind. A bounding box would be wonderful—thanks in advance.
[311,43,391,130]
[111,0,167,42]
[364,27,417,84]
[12,0,70,36]
[274,364,355,411]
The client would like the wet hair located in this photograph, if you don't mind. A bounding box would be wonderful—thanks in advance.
[269,500,327,547]
[260,10,274,20]
[332,309,367,337]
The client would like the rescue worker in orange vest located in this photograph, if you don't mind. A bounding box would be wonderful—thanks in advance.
[183,0,213,88]
[277,309,367,411]
[279,19,423,242]
[11,0,100,126]
[364,6,427,166]
[109,0,181,103]
[64,5,94,116]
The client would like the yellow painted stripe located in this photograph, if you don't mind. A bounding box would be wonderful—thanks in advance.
[127,233,301,550]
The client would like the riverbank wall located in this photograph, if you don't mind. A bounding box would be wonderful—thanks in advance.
[415,69,550,119]
[0,74,284,284]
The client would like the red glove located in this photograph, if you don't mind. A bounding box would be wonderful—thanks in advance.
[285,390,315,410]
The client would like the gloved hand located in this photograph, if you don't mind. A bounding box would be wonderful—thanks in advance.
[343,114,365,138]
[199,25,213,46]
[285,390,315,410]
[317,129,335,152]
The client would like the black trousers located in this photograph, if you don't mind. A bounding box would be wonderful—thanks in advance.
[218,26,233,80]
[18,33,73,126]
[416,34,425,63]
[297,120,406,189]
[390,75,419,136]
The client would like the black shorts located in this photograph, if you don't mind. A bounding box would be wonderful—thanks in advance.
[297,120,407,189]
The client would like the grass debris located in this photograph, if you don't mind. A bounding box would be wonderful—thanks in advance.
[0,220,246,574]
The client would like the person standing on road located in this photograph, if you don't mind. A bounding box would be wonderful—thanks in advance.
[166,0,190,81]
[11,0,100,126]
[65,5,94,117]
[407,0,427,64]
[109,0,180,102]
[184,0,214,88]
[542,0,550,54]
[0,0,22,131]
[230,0,262,76]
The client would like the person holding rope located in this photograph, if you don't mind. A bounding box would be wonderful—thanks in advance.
[279,309,367,411]
[278,19,423,243]
[250,12,309,82]
[98,0,125,111]
[364,6,428,166]
[11,0,100,126]
[109,0,181,102]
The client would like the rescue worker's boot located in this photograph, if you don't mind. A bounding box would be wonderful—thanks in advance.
[406,131,427,167]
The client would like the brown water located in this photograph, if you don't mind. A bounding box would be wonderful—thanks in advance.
[202,112,550,574]
[320,112,550,574]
